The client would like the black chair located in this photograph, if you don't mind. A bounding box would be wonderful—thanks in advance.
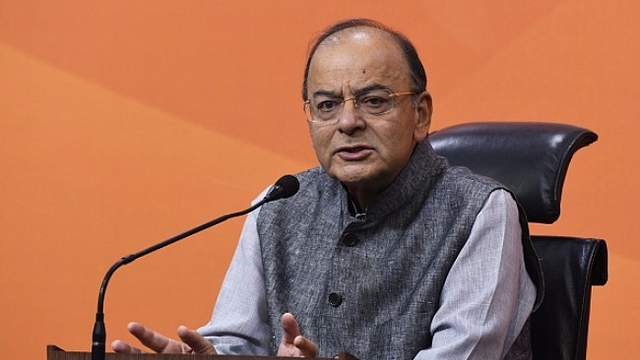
[429,122,608,360]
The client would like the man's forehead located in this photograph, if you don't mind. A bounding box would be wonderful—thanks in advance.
[310,31,406,76]
[317,26,392,48]
[311,29,403,69]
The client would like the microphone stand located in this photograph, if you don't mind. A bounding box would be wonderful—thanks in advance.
[91,198,269,360]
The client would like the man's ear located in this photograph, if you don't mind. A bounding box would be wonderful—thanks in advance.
[413,91,432,142]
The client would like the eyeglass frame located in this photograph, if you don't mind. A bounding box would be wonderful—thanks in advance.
[303,89,420,124]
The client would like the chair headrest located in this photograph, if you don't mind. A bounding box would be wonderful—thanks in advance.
[428,122,597,224]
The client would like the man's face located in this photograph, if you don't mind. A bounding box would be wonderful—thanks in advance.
[305,28,431,200]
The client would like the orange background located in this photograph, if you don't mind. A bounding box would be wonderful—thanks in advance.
[1,1,638,359]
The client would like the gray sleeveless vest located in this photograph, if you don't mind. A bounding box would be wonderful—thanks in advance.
[257,140,537,359]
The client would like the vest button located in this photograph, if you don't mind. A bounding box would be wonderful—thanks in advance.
[341,232,358,246]
[328,292,343,307]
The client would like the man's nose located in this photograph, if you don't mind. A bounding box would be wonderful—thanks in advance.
[337,98,365,133]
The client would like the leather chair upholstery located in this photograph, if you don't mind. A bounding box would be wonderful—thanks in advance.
[429,122,608,360]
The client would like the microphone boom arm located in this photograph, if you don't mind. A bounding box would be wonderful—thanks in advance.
[91,198,268,360]
[90,174,299,360]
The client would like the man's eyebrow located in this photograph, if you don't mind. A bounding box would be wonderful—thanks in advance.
[355,84,390,94]
[311,90,341,98]
[311,84,390,98]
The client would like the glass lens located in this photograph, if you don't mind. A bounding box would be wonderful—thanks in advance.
[310,97,342,121]
[307,90,394,122]
[357,90,393,115]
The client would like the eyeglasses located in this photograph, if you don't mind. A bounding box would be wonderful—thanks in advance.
[303,89,417,124]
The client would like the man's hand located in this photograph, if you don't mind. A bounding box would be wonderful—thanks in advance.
[111,322,217,355]
[277,313,318,358]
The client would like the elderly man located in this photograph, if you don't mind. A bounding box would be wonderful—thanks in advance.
[113,18,541,359]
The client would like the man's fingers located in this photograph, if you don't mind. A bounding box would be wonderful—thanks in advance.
[111,339,145,354]
[127,322,173,353]
[280,312,301,344]
[177,325,217,355]
[294,335,319,358]
[112,322,212,354]
[278,313,318,358]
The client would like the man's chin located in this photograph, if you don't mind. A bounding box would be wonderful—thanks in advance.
[331,165,374,184]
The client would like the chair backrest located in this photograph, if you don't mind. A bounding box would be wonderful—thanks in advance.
[429,122,608,360]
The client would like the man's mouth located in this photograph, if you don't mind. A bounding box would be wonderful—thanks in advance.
[335,145,373,160]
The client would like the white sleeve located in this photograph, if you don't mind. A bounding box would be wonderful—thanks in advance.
[414,189,536,359]
[198,203,271,355]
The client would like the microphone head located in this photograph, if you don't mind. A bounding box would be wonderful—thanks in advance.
[264,175,300,202]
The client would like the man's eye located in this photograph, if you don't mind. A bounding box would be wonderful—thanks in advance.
[317,100,340,112]
[360,96,389,108]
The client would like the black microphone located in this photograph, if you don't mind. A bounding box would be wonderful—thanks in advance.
[263,174,300,201]
[91,175,299,360]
